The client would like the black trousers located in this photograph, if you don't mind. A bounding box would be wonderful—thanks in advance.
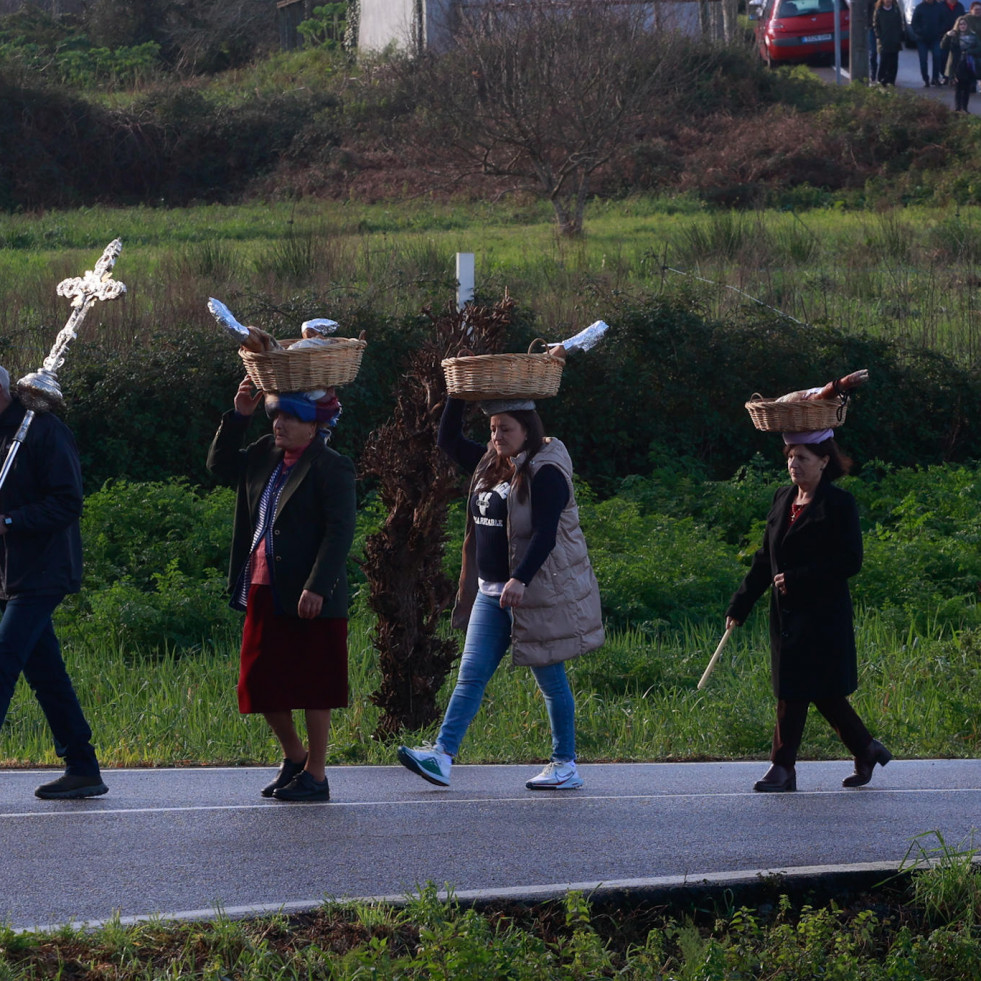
[770,697,873,767]
[954,77,974,111]
[878,51,899,85]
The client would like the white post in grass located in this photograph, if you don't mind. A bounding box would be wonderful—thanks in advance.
[456,252,475,311]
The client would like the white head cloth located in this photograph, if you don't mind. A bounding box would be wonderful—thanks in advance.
[782,429,834,445]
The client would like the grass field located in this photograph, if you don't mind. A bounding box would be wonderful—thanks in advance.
[1,610,976,770]
[3,198,981,978]
[3,200,981,373]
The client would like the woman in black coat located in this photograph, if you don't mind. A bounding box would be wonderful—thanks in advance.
[726,432,891,792]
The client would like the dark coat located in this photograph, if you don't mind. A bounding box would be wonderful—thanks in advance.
[941,25,981,76]
[938,0,966,33]
[0,398,83,599]
[912,0,947,42]
[207,411,356,619]
[874,2,906,52]
[726,480,862,701]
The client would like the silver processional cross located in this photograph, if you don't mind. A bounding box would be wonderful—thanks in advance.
[0,239,127,492]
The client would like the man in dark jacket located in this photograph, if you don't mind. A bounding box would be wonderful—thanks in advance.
[0,366,107,799]
[912,0,949,83]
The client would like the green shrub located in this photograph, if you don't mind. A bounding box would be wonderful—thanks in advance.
[581,494,740,631]
[76,560,235,653]
[847,464,981,628]
[57,479,238,652]
[61,325,246,492]
[542,296,981,493]
[56,476,381,654]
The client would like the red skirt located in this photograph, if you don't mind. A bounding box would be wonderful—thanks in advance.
[238,585,349,714]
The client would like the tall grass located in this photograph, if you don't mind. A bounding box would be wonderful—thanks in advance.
[2,609,977,768]
[3,200,981,380]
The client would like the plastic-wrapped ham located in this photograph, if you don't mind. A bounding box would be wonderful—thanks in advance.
[548,320,610,359]
[207,297,281,352]
[776,370,869,402]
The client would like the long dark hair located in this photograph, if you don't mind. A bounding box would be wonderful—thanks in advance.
[476,409,546,503]
[782,437,853,482]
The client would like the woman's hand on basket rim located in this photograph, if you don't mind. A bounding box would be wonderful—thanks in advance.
[234,376,263,416]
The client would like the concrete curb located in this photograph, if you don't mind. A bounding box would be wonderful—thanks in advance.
[19,861,915,935]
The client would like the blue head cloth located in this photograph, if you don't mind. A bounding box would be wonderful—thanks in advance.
[265,391,342,428]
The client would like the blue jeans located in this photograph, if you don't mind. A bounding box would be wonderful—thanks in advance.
[436,590,576,762]
[917,39,943,82]
[0,594,101,776]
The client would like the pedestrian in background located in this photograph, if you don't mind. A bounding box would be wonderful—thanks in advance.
[912,0,948,84]
[942,14,981,108]
[0,366,108,800]
[868,0,880,80]
[874,0,906,84]
[963,0,981,30]
[937,0,968,79]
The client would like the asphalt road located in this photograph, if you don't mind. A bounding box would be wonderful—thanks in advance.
[814,44,977,111]
[2,758,980,932]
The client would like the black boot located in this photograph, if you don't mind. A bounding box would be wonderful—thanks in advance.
[842,739,892,788]
[754,764,796,793]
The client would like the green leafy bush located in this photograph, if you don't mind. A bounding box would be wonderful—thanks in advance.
[61,326,246,492]
[57,476,381,654]
[581,494,740,632]
[57,479,237,652]
[847,463,981,629]
[543,297,981,494]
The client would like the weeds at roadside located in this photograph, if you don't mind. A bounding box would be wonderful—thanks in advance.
[4,877,981,979]
[898,830,981,928]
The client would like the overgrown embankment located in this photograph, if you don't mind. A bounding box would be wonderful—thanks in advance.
[2,31,980,212]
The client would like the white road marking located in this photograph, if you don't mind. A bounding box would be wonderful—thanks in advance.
[2,786,980,820]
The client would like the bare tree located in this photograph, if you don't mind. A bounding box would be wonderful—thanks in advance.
[158,0,275,74]
[401,1,668,237]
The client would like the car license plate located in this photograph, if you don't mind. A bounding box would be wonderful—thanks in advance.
[802,33,833,42]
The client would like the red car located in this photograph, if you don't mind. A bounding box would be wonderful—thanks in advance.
[751,0,850,67]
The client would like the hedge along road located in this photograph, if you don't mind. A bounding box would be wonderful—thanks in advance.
[2,759,980,932]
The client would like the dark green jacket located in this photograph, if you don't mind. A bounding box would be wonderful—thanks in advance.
[207,411,356,619]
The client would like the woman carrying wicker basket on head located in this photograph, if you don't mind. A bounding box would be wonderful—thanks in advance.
[725,425,891,793]
[207,377,356,802]
[398,394,604,790]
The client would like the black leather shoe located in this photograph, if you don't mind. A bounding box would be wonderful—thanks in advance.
[753,764,796,792]
[272,771,330,802]
[261,755,307,798]
[843,739,892,788]
[35,773,109,799]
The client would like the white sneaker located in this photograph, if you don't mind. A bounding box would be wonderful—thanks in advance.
[525,761,583,790]
[397,743,452,787]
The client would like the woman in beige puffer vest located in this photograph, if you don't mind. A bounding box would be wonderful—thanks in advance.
[397,396,604,791]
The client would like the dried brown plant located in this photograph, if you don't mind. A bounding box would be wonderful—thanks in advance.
[361,292,515,737]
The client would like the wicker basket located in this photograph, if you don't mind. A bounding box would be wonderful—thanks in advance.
[441,339,564,401]
[239,335,366,392]
[745,393,848,432]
